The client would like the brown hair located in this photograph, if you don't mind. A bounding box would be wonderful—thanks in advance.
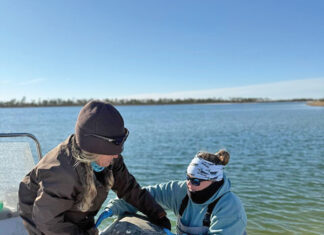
[197,149,230,166]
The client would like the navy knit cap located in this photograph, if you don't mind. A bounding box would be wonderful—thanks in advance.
[75,100,126,155]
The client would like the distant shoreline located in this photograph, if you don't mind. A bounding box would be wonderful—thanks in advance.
[1,98,323,108]
[307,101,324,106]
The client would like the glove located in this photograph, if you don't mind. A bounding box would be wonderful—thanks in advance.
[163,228,176,235]
[95,208,113,228]
[150,215,172,230]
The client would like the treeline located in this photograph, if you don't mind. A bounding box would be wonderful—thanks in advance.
[0,97,322,108]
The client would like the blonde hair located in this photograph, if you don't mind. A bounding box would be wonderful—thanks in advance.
[71,138,98,212]
[197,149,230,166]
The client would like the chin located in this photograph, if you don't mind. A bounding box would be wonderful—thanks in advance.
[99,162,111,167]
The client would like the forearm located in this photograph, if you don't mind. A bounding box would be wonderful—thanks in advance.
[111,157,166,219]
[120,185,166,218]
[106,198,138,216]
[108,180,186,217]
[32,200,95,235]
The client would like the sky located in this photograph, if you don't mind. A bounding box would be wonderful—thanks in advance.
[0,0,323,101]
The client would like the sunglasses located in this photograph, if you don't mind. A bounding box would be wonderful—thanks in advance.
[86,128,129,146]
[186,175,207,186]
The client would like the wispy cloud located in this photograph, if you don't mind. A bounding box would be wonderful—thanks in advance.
[0,80,11,85]
[120,78,324,100]
[18,78,46,86]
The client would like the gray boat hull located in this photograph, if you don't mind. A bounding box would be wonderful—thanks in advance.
[100,214,165,235]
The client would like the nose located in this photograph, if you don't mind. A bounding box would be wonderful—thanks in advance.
[187,181,195,192]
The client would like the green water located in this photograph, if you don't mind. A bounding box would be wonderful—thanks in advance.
[1,102,323,234]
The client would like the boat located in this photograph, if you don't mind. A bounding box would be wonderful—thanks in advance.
[0,133,168,235]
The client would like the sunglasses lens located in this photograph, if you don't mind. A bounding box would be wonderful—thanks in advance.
[186,176,201,186]
[114,138,122,145]
[192,179,201,186]
[112,129,129,145]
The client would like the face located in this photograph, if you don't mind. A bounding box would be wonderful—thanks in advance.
[186,174,213,192]
[95,154,119,167]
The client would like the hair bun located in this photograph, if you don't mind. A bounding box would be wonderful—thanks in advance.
[215,150,230,166]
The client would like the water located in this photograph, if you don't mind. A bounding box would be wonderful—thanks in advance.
[0,102,323,234]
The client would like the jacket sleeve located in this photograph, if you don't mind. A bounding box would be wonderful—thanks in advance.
[144,180,187,215]
[208,193,247,235]
[107,180,187,217]
[31,167,95,235]
[110,156,167,220]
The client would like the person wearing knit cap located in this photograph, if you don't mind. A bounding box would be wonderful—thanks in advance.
[105,150,247,235]
[18,100,171,235]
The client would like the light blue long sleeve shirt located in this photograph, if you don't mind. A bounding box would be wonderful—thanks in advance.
[107,174,247,234]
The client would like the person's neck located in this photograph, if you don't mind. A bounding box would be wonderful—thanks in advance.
[188,179,224,204]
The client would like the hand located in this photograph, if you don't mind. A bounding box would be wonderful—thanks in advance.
[95,208,113,228]
[150,215,171,230]
[163,228,176,235]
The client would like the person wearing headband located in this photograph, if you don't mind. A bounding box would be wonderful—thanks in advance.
[18,100,171,235]
[103,150,247,235]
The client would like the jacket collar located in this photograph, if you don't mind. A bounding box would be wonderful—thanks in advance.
[189,174,231,206]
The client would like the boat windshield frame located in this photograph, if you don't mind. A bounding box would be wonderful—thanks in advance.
[0,133,43,160]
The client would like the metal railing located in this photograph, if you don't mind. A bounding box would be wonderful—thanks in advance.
[0,133,43,160]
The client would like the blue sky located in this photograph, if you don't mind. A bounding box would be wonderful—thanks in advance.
[0,0,323,101]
